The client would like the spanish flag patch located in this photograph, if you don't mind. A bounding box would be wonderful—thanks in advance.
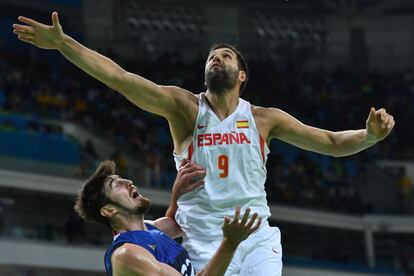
[236,120,249,129]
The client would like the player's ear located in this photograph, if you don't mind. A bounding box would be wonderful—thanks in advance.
[101,204,117,218]
[239,70,246,82]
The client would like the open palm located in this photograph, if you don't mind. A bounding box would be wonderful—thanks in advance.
[13,12,64,50]
[222,207,262,248]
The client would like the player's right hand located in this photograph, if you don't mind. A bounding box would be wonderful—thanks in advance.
[222,207,262,249]
[13,11,64,50]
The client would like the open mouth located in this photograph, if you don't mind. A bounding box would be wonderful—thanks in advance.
[131,189,140,199]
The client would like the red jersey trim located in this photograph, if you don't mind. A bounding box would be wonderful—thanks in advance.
[259,135,265,163]
[187,142,194,160]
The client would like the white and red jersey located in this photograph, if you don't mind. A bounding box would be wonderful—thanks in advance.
[173,93,271,243]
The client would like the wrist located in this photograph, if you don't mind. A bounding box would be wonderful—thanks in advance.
[56,34,68,51]
[221,237,239,252]
[365,129,379,144]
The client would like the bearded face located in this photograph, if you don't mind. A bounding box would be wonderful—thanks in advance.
[109,196,151,216]
[135,196,151,215]
[205,63,239,95]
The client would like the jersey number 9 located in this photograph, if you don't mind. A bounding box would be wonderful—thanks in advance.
[218,154,228,178]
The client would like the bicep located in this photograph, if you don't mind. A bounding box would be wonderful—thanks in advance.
[269,108,337,155]
[115,72,194,119]
[112,244,181,276]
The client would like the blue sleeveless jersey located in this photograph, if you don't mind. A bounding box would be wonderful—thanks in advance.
[104,223,195,276]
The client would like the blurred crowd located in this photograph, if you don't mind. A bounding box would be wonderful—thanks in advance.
[0,44,413,214]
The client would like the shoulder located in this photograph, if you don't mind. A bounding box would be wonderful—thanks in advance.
[252,105,296,140]
[111,243,167,275]
[160,85,199,123]
[252,105,290,126]
[160,85,199,105]
[112,243,153,265]
[251,105,284,117]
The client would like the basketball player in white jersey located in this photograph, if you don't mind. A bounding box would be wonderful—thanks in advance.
[13,12,395,275]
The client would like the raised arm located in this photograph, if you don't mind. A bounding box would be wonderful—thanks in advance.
[197,207,262,276]
[12,12,197,119]
[262,107,394,157]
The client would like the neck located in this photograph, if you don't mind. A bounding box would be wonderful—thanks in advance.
[205,89,240,120]
[112,214,147,233]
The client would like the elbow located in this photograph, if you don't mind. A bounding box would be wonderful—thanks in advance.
[106,67,128,92]
[328,132,342,158]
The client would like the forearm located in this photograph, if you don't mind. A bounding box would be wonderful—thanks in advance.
[57,35,177,116]
[165,192,179,218]
[331,129,378,157]
[196,239,237,276]
[57,34,124,90]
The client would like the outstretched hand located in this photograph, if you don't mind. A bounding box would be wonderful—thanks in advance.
[222,207,262,249]
[172,159,206,198]
[13,11,64,49]
[366,107,395,141]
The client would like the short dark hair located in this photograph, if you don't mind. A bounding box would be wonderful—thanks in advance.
[74,160,116,228]
[209,43,249,94]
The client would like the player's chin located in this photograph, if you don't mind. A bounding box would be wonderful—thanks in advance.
[141,197,151,208]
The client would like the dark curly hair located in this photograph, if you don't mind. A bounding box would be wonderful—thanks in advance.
[74,160,116,228]
[209,43,249,94]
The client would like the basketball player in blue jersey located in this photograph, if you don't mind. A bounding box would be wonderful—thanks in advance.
[75,159,262,276]
[14,12,395,275]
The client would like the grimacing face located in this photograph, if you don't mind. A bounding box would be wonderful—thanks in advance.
[205,48,241,94]
[102,175,151,216]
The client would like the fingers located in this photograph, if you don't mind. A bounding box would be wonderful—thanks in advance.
[375,108,386,120]
[388,116,395,129]
[179,158,190,169]
[245,212,258,228]
[17,34,35,44]
[179,161,206,180]
[245,212,261,234]
[13,24,35,34]
[223,216,230,228]
[374,108,395,130]
[190,172,207,184]
[233,206,241,222]
[250,217,262,233]
[18,16,44,28]
[179,160,204,172]
[383,116,391,129]
[368,107,395,130]
[240,208,250,225]
[52,12,60,27]
[367,107,376,121]
[183,179,205,192]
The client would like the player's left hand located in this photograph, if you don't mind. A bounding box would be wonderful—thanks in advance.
[172,159,206,198]
[366,107,395,141]
[222,207,262,249]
